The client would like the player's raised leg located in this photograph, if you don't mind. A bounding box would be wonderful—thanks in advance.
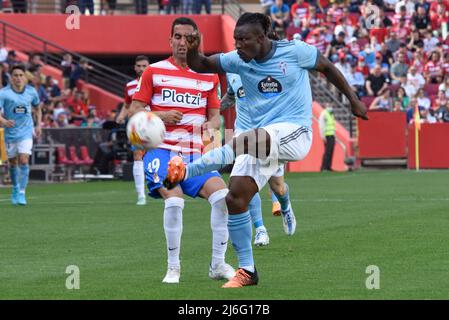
[249,193,269,246]
[164,128,271,188]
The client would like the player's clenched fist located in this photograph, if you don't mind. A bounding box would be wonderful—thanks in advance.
[185,32,201,51]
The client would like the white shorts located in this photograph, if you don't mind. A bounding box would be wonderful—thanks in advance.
[231,123,312,191]
[6,139,33,159]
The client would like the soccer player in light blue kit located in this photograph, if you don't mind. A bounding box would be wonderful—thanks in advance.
[165,13,368,288]
[0,64,42,205]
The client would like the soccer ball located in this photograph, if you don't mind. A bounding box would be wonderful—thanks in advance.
[126,111,166,150]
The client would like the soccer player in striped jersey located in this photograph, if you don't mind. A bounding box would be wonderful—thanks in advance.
[117,55,150,205]
[129,17,234,284]
[164,13,368,288]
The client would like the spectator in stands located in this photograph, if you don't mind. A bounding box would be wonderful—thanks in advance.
[439,75,449,98]
[356,56,370,78]
[6,50,19,66]
[420,108,437,123]
[334,17,355,44]
[41,113,55,129]
[359,43,376,69]
[335,51,352,80]
[434,90,448,110]
[384,0,398,12]
[69,58,93,90]
[11,0,27,13]
[416,88,431,110]
[260,0,275,16]
[167,0,181,14]
[61,53,74,90]
[31,70,49,105]
[390,52,409,84]
[406,65,425,95]
[392,100,404,112]
[193,0,211,14]
[423,30,439,54]
[394,86,410,111]
[347,62,366,97]
[379,43,395,67]
[424,51,443,84]
[44,76,62,102]
[395,0,416,16]
[81,114,101,128]
[301,6,322,40]
[55,112,70,128]
[291,0,310,28]
[430,1,449,30]
[181,0,192,13]
[436,100,449,122]
[412,5,431,36]
[26,54,43,71]
[393,18,411,42]
[135,0,148,14]
[328,31,347,60]
[366,65,389,96]
[106,0,117,15]
[407,26,424,50]
[369,89,393,111]
[67,90,89,123]
[386,31,401,53]
[270,0,290,37]
[79,0,94,15]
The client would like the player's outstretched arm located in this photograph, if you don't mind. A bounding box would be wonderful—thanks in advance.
[186,32,222,74]
[314,55,369,120]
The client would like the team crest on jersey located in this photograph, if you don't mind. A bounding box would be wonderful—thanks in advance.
[279,61,287,75]
[14,106,27,114]
[153,172,160,183]
[258,76,282,98]
[237,87,245,99]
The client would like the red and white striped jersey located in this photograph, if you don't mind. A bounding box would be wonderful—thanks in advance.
[124,78,139,105]
[132,57,220,154]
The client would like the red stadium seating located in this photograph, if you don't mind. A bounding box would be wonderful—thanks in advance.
[79,146,94,165]
[424,83,440,96]
[56,146,74,165]
[68,146,84,165]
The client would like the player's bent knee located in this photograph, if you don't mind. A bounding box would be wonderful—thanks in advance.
[208,188,229,207]
[164,197,184,210]
[225,191,247,213]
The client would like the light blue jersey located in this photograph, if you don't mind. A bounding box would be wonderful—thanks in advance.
[0,85,40,143]
[219,40,319,129]
[226,73,252,131]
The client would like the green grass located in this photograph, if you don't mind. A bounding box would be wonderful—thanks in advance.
[1,170,449,299]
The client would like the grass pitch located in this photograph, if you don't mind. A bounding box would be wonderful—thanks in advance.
[1,170,449,300]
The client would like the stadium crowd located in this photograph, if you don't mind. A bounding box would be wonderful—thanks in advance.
[263,0,449,124]
[0,49,107,129]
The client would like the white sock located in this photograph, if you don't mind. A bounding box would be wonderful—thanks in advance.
[133,160,145,199]
[164,197,184,269]
[208,188,229,269]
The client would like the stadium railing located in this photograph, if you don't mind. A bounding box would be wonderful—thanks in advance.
[0,19,133,97]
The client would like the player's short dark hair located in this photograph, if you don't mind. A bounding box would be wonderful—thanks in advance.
[236,13,271,35]
[11,64,26,74]
[135,55,149,64]
[171,17,198,36]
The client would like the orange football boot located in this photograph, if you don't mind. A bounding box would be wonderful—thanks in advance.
[163,156,186,189]
[222,268,259,288]
[272,201,281,216]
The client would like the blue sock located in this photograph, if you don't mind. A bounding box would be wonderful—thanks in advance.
[19,165,29,193]
[273,183,290,212]
[227,212,254,270]
[270,189,278,203]
[249,193,264,229]
[9,166,19,189]
[186,144,235,179]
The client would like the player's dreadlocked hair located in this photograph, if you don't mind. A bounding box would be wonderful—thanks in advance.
[171,17,198,36]
[236,13,271,35]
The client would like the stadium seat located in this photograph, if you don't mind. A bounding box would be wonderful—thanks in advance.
[424,83,440,96]
[56,146,74,165]
[361,96,375,107]
[79,146,94,165]
[68,146,84,165]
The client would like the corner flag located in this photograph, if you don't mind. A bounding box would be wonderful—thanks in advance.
[414,106,420,171]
